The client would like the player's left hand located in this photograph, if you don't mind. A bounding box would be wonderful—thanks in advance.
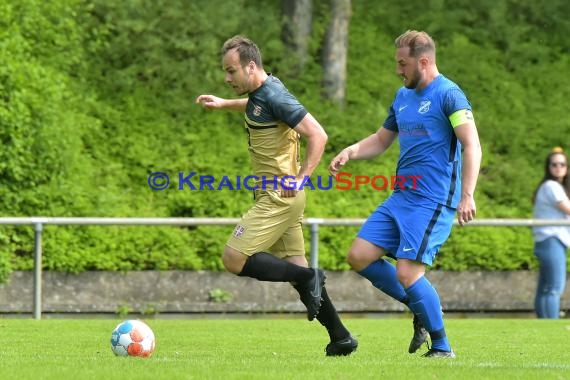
[328,149,351,176]
[280,176,301,198]
[457,196,476,226]
[195,94,225,109]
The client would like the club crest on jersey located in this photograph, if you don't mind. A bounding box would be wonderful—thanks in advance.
[233,225,246,238]
[252,105,262,116]
[418,100,431,114]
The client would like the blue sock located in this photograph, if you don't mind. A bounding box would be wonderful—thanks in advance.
[358,260,409,304]
[405,276,451,352]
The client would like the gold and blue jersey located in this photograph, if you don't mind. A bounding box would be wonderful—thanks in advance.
[244,75,307,185]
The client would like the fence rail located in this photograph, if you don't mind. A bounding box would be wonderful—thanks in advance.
[1,217,569,319]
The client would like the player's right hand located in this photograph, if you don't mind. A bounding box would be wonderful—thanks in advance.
[328,149,351,176]
[195,94,224,109]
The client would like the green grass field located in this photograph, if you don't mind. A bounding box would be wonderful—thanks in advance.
[0,317,568,379]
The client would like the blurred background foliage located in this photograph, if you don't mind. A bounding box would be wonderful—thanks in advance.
[0,0,569,281]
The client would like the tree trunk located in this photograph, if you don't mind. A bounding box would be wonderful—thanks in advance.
[321,0,351,106]
[281,0,312,73]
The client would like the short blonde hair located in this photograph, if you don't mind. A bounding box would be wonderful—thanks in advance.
[395,30,436,58]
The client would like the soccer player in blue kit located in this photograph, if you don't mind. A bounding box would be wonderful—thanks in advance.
[329,30,482,358]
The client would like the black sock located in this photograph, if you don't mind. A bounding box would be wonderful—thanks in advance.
[238,252,313,283]
[315,287,350,342]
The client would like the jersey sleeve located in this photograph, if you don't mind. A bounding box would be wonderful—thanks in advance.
[544,180,569,204]
[267,90,308,128]
[443,87,472,116]
[382,103,398,132]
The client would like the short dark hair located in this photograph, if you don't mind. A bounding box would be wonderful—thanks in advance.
[221,35,263,68]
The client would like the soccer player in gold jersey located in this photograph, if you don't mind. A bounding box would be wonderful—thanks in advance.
[196,35,357,356]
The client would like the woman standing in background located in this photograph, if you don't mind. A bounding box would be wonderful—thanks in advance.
[532,147,570,318]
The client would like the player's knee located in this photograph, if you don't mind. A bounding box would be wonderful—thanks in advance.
[346,248,357,267]
[347,238,383,271]
[222,247,246,275]
[347,248,368,271]
[396,271,414,288]
[396,260,425,288]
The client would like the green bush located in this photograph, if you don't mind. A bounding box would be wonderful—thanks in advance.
[1,0,569,282]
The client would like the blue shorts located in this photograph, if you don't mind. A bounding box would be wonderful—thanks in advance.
[357,191,455,266]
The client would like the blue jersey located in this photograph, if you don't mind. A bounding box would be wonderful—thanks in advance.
[383,75,471,208]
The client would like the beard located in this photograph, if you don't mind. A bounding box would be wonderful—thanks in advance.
[404,69,421,89]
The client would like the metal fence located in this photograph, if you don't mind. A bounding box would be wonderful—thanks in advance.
[1,217,569,319]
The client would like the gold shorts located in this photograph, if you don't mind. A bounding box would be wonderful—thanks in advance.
[226,189,306,258]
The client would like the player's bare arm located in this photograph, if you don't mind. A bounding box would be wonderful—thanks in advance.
[280,113,327,198]
[329,128,397,175]
[195,95,248,112]
[454,119,482,225]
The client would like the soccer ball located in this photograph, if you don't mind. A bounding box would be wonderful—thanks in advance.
[110,320,156,358]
